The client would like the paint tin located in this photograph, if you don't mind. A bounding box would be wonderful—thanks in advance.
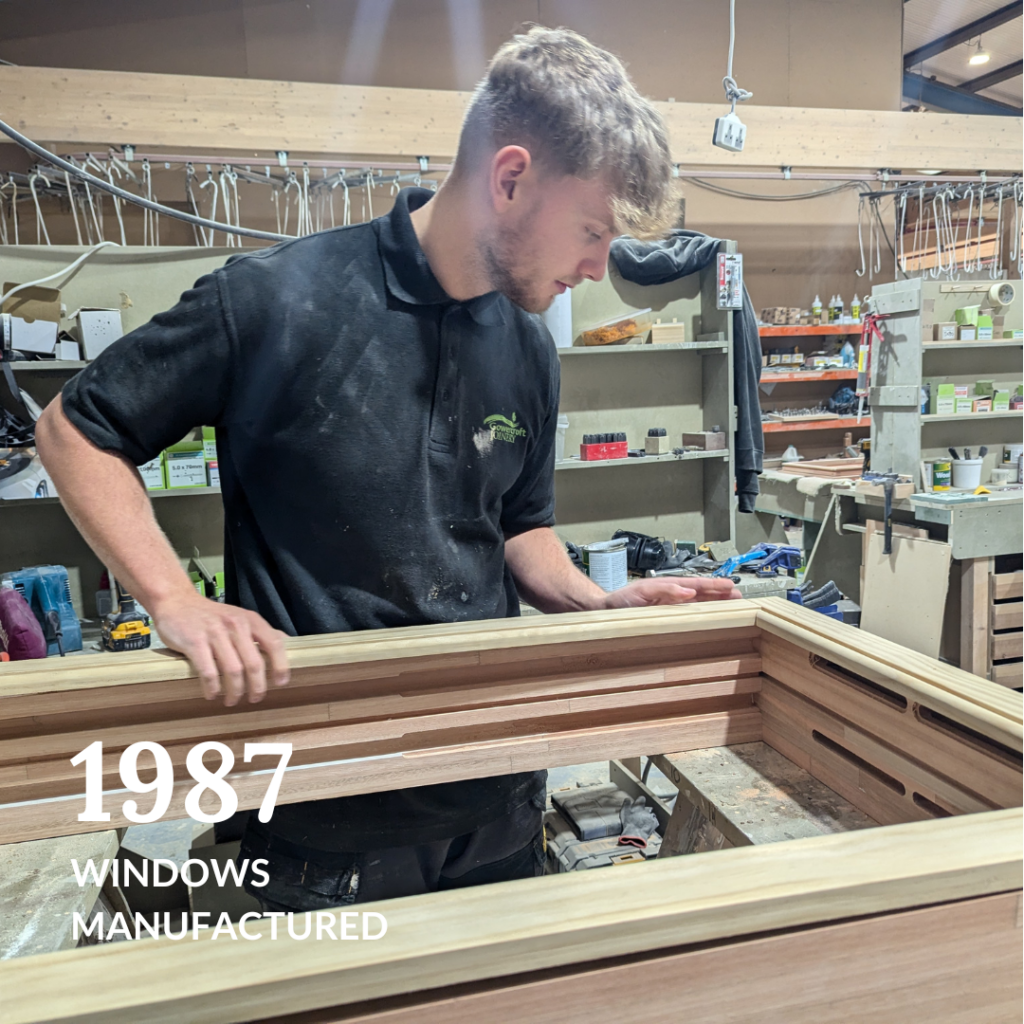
[930,460,952,491]
[581,538,628,592]
[1003,443,1024,465]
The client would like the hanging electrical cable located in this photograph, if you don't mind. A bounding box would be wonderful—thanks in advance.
[687,178,862,201]
[0,116,291,242]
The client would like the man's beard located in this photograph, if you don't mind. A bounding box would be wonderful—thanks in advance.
[479,219,551,314]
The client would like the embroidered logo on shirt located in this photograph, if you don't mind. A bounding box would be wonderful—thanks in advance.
[483,412,528,444]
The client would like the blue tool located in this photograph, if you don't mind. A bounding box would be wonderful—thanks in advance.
[1,566,82,656]
[713,543,802,579]
[712,546,768,577]
[753,545,802,577]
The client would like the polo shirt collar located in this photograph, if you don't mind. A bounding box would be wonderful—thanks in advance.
[377,187,506,326]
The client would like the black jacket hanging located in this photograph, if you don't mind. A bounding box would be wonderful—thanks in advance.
[609,230,763,512]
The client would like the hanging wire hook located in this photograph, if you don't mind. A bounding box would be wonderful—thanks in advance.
[855,196,867,277]
[198,168,219,246]
[27,171,51,245]
[990,185,1005,279]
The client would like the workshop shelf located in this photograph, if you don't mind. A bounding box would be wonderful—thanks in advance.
[760,369,858,382]
[9,360,87,372]
[556,450,728,470]
[921,410,1023,423]
[759,325,862,337]
[0,486,222,507]
[557,341,727,354]
[922,340,1023,350]
[762,416,870,433]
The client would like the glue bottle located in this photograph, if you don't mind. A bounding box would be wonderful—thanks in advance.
[827,295,836,323]
[812,294,822,320]
[835,294,844,322]
[851,293,861,321]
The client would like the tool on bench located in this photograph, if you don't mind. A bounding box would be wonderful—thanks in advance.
[787,579,845,620]
[947,447,960,461]
[1,565,81,656]
[862,471,900,555]
[713,543,801,579]
[101,578,152,652]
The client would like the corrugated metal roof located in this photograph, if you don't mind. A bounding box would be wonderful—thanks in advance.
[904,0,1022,107]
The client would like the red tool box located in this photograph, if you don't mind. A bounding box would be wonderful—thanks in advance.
[580,433,628,461]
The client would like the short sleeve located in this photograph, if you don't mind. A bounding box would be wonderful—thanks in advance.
[60,271,235,466]
[499,349,560,537]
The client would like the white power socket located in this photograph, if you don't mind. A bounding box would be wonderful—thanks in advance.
[712,112,747,153]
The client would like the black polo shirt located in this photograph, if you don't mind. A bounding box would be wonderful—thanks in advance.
[62,187,559,848]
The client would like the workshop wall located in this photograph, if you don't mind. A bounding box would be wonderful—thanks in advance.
[0,0,904,308]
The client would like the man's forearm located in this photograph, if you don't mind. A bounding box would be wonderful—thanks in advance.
[35,396,195,615]
[504,527,608,613]
[505,526,742,613]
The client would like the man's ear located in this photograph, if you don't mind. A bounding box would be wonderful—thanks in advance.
[489,146,532,210]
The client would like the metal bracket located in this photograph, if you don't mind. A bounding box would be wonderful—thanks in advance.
[418,156,430,173]
[122,144,135,162]
[276,150,289,168]
[781,166,791,180]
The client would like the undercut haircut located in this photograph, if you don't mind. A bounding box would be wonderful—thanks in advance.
[454,26,678,240]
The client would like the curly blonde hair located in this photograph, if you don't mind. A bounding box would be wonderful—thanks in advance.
[454,26,678,240]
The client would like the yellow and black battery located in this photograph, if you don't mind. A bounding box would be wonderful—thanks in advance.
[101,581,152,652]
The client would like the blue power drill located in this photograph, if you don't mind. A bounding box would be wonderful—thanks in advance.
[1,565,83,656]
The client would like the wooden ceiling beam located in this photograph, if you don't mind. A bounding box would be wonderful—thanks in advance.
[1,66,1021,171]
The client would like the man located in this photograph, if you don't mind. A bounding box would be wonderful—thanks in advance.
[36,26,738,910]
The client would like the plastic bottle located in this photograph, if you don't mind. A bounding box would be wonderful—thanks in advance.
[851,293,861,321]
[841,339,855,367]
[811,294,822,320]
[827,295,836,323]
[835,294,844,322]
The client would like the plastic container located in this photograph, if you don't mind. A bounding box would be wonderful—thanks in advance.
[542,290,573,349]
[951,458,983,490]
[577,308,652,347]
[930,459,951,490]
[555,414,569,463]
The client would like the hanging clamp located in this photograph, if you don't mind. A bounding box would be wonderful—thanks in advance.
[122,144,135,163]
[781,166,791,180]
[418,156,430,173]
[276,151,289,168]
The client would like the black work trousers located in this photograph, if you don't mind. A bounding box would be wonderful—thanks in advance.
[239,792,545,912]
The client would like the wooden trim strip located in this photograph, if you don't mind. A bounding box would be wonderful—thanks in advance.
[268,892,1024,1024]
[1,809,1019,1024]
[752,600,1024,743]
[0,707,762,844]
[0,605,758,698]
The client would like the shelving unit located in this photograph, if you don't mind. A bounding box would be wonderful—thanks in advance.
[0,245,235,617]
[558,243,736,548]
[870,277,1023,489]
[757,326,867,457]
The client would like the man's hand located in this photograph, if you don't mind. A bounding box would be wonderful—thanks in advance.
[151,591,290,706]
[604,575,742,608]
